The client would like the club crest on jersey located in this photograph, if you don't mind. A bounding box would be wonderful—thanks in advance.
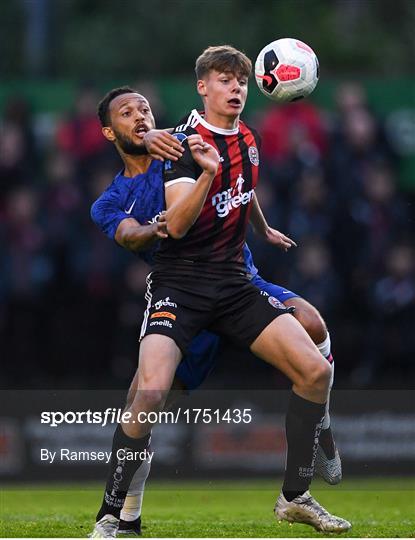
[248,146,259,166]
[172,132,188,143]
[268,296,284,309]
[165,133,188,171]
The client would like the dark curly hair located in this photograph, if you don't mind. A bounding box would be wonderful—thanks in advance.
[97,86,139,127]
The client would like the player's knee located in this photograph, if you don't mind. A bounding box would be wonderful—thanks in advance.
[312,361,331,390]
[303,358,331,393]
[291,301,327,345]
[135,386,166,411]
[146,388,166,408]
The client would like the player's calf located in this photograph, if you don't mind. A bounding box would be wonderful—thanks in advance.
[123,334,182,438]
[91,334,181,536]
[91,425,151,535]
[251,315,332,501]
[283,297,342,484]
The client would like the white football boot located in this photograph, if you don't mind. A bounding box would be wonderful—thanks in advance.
[274,491,351,533]
[315,445,342,485]
[89,514,119,538]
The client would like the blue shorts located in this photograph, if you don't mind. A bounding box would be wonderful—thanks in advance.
[175,330,220,391]
[175,274,299,390]
[250,273,299,302]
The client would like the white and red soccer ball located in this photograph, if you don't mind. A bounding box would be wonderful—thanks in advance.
[255,38,319,102]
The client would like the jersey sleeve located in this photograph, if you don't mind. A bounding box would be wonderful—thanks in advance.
[163,129,202,188]
[90,183,131,241]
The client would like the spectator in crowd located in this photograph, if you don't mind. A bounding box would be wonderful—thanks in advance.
[44,150,83,244]
[328,82,397,201]
[286,167,335,243]
[259,100,327,165]
[352,244,415,385]
[0,97,39,199]
[56,84,114,181]
[333,160,411,297]
[1,186,53,384]
[257,100,327,207]
[288,237,342,320]
[3,186,51,299]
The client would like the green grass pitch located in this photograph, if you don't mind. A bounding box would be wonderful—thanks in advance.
[1,478,414,537]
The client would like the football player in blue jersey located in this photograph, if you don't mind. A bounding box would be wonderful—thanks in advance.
[90,86,342,537]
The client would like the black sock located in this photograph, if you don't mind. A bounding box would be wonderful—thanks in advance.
[96,425,151,521]
[282,391,325,501]
[119,517,142,533]
[319,426,336,459]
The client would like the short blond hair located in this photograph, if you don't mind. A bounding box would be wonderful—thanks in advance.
[195,45,252,80]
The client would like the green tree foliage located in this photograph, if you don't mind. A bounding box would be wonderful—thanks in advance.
[3,0,415,78]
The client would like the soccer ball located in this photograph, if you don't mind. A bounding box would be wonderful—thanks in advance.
[254,38,319,102]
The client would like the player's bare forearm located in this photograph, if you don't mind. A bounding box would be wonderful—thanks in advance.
[165,171,215,239]
[164,135,219,239]
[250,192,269,236]
[115,217,168,252]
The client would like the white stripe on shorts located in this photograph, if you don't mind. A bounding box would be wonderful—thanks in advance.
[140,272,153,340]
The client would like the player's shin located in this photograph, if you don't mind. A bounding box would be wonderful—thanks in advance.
[282,392,325,501]
[120,456,151,522]
[96,424,151,522]
[316,333,336,459]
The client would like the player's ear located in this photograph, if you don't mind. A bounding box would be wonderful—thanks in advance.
[197,79,207,97]
[102,126,116,142]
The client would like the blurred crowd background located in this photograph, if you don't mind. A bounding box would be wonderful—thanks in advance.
[1,0,414,390]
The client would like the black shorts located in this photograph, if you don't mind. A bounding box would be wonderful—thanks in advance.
[140,271,294,355]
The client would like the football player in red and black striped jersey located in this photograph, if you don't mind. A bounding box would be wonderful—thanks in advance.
[91,46,350,536]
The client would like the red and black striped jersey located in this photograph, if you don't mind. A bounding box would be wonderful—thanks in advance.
[155,109,261,273]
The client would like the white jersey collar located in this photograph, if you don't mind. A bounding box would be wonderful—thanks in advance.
[192,109,240,135]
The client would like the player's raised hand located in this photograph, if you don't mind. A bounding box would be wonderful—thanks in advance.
[143,129,184,161]
[188,134,220,176]
[265,227,297,252]
[152,211,168,239]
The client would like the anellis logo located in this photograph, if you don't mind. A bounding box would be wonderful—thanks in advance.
[211,174,254,218]
[150,320,173,328]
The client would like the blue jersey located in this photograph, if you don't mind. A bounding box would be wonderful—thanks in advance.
[90,159,258,276]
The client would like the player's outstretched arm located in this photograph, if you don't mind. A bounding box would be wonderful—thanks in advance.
[115,214,168,252]
[164,135,219,239]
[91,188,168,250]
[250,192,297,252]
